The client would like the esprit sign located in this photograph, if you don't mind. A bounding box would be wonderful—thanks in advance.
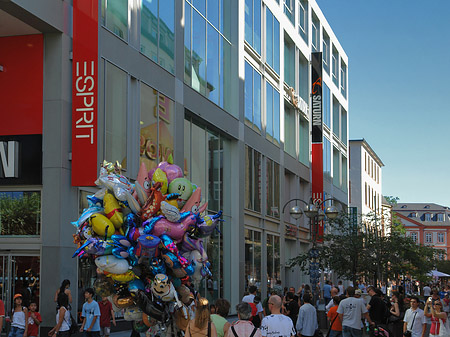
[0,141,19,178]
[72,0,98,186]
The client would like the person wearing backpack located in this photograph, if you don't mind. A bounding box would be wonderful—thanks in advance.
[226,302,261,337]
[48,293,71,337]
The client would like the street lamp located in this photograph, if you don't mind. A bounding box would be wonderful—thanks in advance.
[282,197,345,306]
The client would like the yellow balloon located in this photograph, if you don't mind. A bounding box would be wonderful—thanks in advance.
[107,270,135,283]
[152,168,168,195]
[103,191,124,228]
[90,214,115,237]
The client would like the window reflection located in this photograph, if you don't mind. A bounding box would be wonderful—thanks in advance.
[245,229,261,290]
[0,191,41,236]
[102,0,128,41]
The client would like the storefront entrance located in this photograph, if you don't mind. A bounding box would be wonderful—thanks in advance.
[0,254,40,317]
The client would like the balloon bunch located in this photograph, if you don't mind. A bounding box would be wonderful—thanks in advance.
[71,157,222,333]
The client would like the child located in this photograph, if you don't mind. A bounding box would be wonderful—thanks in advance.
[27,302,42,337]
[98,297,116,337]
[9,294,28,337]
[80,288,101,337]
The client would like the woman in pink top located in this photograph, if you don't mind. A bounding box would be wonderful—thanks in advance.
[424,298,447,337]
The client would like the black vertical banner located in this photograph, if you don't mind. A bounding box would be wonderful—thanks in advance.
[311,52,323,143]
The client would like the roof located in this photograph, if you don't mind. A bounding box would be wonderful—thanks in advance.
[394,203,450,211]
[349,139,384,167]
[394,203,450,227]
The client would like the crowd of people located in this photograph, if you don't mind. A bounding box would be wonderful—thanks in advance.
[3,280,450,337]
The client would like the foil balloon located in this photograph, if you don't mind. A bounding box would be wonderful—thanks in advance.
[103,191,124,228]
[193,211,223,238]
[106,270,136,283]
[134,290,166,321]
[149,257,166,276]
[93,277,115,298]
[134,162,151,204]
[128,279,145,293]
[181,187,208,214]
[140,182,164,221]
[152,168,169,195]
[72,206,104,227]
[135,235,160,258]
[143,212,197,243]
[168,178,193,208]
[95,255,130,274]
[124,307,143,321]
[123,213,141,228]
[160,201,181,222]
[151,274,173,301]
[157,157,183,184]
[90,214,115,237]
[73,237,112,257]
[133,320,149,333]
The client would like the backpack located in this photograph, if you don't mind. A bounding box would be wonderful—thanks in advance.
[63,307,78,335]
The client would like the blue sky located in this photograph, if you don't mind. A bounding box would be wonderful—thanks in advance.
[317,0,450,206]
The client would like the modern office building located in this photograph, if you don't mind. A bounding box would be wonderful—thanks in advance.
[394,203,450,260]
[0,0,348,331]
[349,139,384,222]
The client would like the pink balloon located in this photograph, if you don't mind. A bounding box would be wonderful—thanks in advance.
[164,164,183,184]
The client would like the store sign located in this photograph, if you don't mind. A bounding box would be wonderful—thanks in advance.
[0,135,42,185]
[285,224,298,237]
[288,87,309,115]
[311,52,324,242]
[72,0,98,186]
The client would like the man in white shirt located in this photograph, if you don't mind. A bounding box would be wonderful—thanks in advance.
[423,285,431,300]
[403,296,426,337]
[260,296,296,337]
[325,287,340,312]
[243,286,264,322]
[337,287,374,337]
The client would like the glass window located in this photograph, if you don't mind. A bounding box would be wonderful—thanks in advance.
[341,60,347,98]
[284,104,296,158]
[311,14,319,52]
[266,159,280,218]
[207,24,219,104]
[208,0,219,28]
[245,0,261,54]
[192,10,206,95]
[245,229,261,289]
[284,37,295,88]
[438,232,445,243]
[267,234,280,291]
[102,0,128,40]
[323,83,330,127]
[332,96,339,138]
[140,83,175,171]
[333,147,340,187]
[265,8,280,74]
[141,0,175,74]
[193,0,206,16]
[425,232,432,243]
[438,213,444,222]
[245,146,262,212]
[245,61,262,131]
[299,116,309,166]
[332,47,339,87]
[341,108,347,145]
[323,31,330,74]
[184,2,191,83]
[266,82,280,145]
[299,53,308,102]
[425,213,432,221]
[341,155,347,192]
[411,232,417,243]
[0,191,41,236]
[298,0,308,43]
[284,0,295,25]
[105,62,127,169]
[323,137,331,178]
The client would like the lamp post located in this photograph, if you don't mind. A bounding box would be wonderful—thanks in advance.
[282,197,344,306]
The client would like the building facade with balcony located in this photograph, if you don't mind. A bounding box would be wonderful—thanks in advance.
[394,203,450,260]
[0,0,348,331]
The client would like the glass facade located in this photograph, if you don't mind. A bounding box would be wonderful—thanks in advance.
[0,191,40,236]
[284,0,295,25]
[266,234,280,291]
[299,116,309,166]
[341,108,347,145]
[102,0,128,40]
[284,37,295,88]
[323,83,330,127]
[141,0,175,74]
[333,146,340,187]
[245,146,262,213]
[265,8,280,74]
[311,13,319,52]
[245,0,261,54]
[323,31,330,74]
[245,61,262,132]
[332,96,340,138]
[266,81,280,145]
[299,53,309,101]
[104,62,128,169]
[323,137,331,178]
[284,105,296,158]
[140,83,175,172]
[298,0,308,43]
[245,229,262,289]
[332,47,339,87]
[266,159,280,218]
[184,1,233,113]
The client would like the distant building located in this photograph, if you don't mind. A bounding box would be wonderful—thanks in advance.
[349,139,384,225]
[394,203,450,259]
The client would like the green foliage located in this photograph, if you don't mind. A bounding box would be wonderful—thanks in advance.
[0,192,41,235]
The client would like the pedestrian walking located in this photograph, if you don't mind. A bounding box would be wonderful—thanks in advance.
[80,288,101,337]
[226,302,261,337]
[296,292,317,337]
[324,281,332,308]
[27,301,41,337]
[242,286,263,324]
[211,299,231,337]
[99,297,116,337]
[326,287,340,313]
[260,295,295,337]
[403,296,426,337]
[423,285,432,301]
[337,287,374,337]
[283,292,299,325]
[327,296,342,337]
[185,297,217,337]
[48,293,70,337]
[424,297,447,337]
[367,286,388,325]
[388,291,405,337]
[54,280,72,309]
[9,294,28,337]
